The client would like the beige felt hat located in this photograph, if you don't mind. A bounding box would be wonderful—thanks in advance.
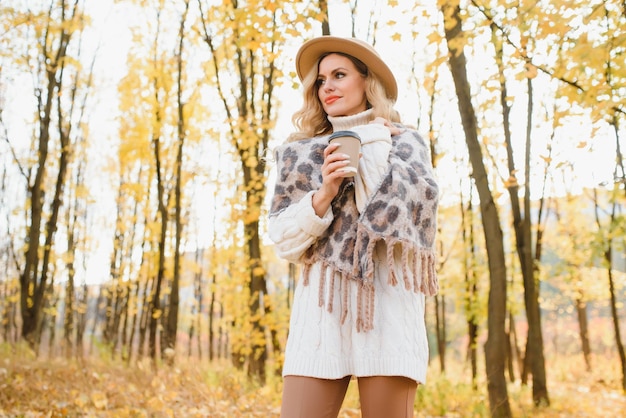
[295,36,398,101]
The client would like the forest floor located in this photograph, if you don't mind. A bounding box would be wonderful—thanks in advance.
[0,345,625,417]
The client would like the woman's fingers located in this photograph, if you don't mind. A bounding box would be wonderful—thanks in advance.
[323,143,351,177]
[369,117,403,135]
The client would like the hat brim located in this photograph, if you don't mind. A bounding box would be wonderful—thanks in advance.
[296,36,398,102]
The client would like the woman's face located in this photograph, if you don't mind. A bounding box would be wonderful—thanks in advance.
[317,53,368,117]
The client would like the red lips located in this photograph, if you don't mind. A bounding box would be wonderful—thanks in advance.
[324,96,340,105]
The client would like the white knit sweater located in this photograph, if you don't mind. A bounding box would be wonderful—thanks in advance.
[269,110,430,383]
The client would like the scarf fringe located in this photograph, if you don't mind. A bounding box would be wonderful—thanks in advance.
[356,234,439,297]
[356,281,375,332]
[303,239,438,333]
[303,264,312,286]
[341,274,349,324]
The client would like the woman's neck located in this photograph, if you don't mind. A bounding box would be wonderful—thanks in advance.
[328,109,373,131]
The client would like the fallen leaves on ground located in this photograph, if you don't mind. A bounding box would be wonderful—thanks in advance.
[1,350,625,417]
[0,353,281,417]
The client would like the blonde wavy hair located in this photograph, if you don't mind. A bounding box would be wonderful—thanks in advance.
[287,52,400,142]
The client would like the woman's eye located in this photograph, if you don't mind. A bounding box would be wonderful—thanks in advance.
[335,72,345,79]
[316,78,326,86]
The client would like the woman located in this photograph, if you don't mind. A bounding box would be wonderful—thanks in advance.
[269,36,439,418]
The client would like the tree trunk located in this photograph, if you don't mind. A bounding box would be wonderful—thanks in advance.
[39,117,70,346]
[111,285,126,357]
[88,286,104,356]
[522,77,549,406]
[491,20,550,406]
[20,36,58,349]
[592,187,626,391]
[45,283,58,357]
[575,296,592,372]
[64,268,75,358]
[105,192,123,348]
[188,249,204,359]
[608,119,626,390]
[218,302,225,359]
[435,294,446,373]
[149,77,167,362]
[319,0,330,35]
[138,275,152,359]
[195,249,204,360]
[120,282,133,362]
[208,273,216,361]
[126,281,141,364]
[63,159,86,359]
[246,219,268,382]
[102,284,114,345]
[0,173,10,344]
[606,256,626,391]
[63,186,76,358]
[20,1,82,350]
[126,187,148,363]
[265,271,286,376]
[461,186,478,385]
[114,283,129,359]
[164,0,190,365]
[76,282,88,358]
[507,311,522,383]
[438,1,511,415]
[1,276,18,344]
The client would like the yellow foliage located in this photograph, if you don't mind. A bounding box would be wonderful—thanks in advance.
[539,155,552,164]
[525,62,538,79]
[503,175,519,188]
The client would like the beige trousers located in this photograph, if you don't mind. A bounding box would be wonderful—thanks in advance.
[279,375,417,418]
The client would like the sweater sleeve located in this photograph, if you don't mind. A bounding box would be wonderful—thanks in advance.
[268,190,333,262]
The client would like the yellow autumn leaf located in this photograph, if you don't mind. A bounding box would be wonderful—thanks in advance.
[147,396,166,411]
[525,62,538,79]
[91,391,108,410]
[74,392,89,408]
[504,176,519,188]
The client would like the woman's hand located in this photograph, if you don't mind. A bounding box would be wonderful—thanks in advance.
[312,142,351,217]
[370,117,403,136]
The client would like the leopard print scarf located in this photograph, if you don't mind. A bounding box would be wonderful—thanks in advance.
[270,129,439,331]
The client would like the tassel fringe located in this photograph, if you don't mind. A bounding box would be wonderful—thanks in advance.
[309,239,438,333]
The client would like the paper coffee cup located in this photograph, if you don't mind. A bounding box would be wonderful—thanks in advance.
[328,130,361,177]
